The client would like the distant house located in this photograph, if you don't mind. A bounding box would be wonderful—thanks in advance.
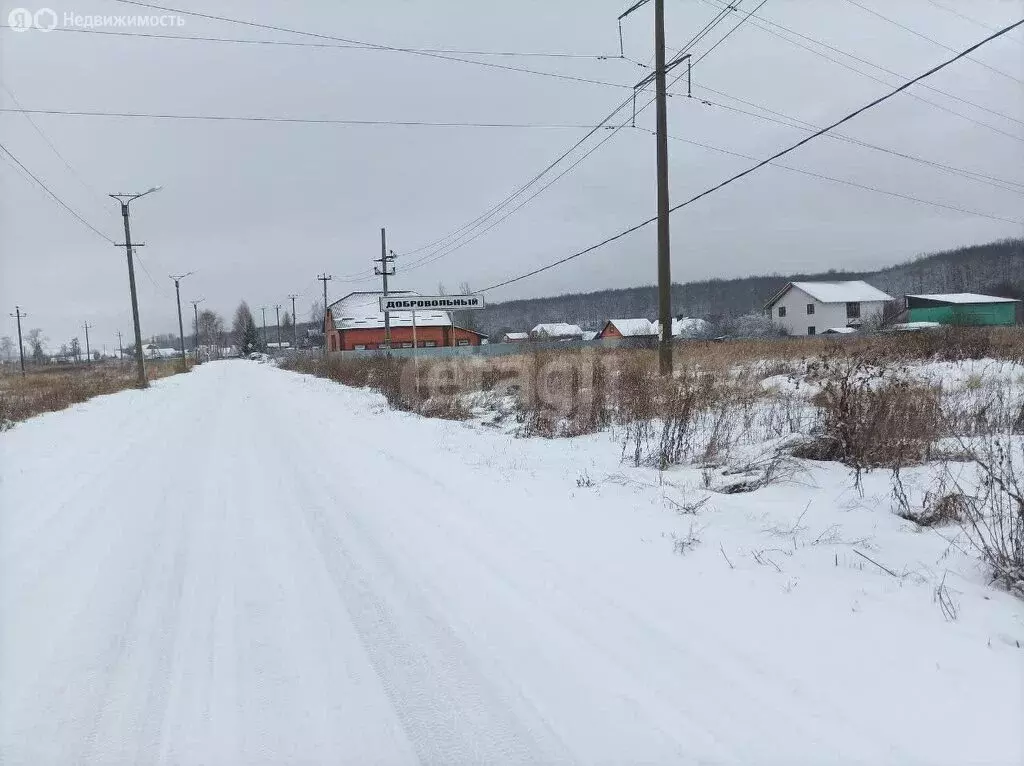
[598,319,656,339]
[904,293,1019,326]
[142,343,179,359]
[265,342,292,350]
[502,332,529,343]
[763,281,892,336]
[530,323,584,340]
[651,317,711,339]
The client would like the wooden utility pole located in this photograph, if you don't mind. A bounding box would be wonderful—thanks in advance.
[259,307,268,350]
[10,306,26,377]
[111,188,160,387]
[618,0,674,374]
[317,274,332,357]
[83,322,93,364]
[374,228,396,348]
[274,304,282,350]
[653,0,673,376]
[288,294,299,349]
[116,329,124,360]
[170,272,193,372]
[190,299,204,362]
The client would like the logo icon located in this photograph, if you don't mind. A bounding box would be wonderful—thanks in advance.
[7,7,33,30]
[34,7,57,30]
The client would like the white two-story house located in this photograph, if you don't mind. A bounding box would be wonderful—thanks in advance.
[763,281,892,336]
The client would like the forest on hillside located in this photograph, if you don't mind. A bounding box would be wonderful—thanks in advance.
[477,238,1024,337]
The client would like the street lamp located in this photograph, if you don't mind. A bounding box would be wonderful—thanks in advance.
[110,186,162,388]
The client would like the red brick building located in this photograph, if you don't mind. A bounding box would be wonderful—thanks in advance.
[324,291,487,352]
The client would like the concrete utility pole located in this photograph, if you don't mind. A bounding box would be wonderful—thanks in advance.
[10,306,26,377]
[83,322,93,364]
[110,187,161,388]
[620,0,674,375]
[190,299,204,362]
[274,304,282,349]
[288,294,298,349]
[374,228,396,348]
[317,273,332,357]
[653,0,673,375]
[169,272,194,372]
[259,307,268,349]
[116,330,124,361]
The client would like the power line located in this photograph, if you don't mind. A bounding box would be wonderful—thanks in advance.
[112,0,637,91]
[0,141,115,243]
[480,17,1024,293]
[396,3,749,267]
[698,0,1024,135]
[922,0,1024,43]
[0,107,616,130]
[0,82,116,211]
[689,90,1024,195]
[653,127,1022,224]
[841,0,1024,85]
[691,0,768,66]
[0,24,620,59]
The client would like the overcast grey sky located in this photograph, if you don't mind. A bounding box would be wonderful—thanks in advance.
[1,0,1022,348]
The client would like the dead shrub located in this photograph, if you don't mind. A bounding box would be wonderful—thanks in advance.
[796,355,943,476]
[0,361,184,427]
[898,491,970,528]
[957,437,1024,596]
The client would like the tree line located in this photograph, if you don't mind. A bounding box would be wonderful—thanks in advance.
[475,238,1024,339]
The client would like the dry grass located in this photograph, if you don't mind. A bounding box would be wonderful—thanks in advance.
[0,361,183,429]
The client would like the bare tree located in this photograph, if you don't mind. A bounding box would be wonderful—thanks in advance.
[309,300,324,324]
[26,328,45,363]
[197,309,225,355]
[69,337,82,363]
[457,280,479,331]
[0,336,13,362]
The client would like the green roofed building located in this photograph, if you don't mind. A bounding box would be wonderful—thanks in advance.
[904,293,1019,326]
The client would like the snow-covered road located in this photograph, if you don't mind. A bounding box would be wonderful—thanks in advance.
[2,361,1021,765]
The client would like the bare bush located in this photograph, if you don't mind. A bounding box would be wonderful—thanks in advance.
[0,361,182,427]
[795,355,943,478]
[957,437,1024,596]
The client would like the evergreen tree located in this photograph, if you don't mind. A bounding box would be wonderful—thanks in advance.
[232,302,261,354]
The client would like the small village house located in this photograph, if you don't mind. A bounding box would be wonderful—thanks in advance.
[501,332,529,343]
[598,319,656,340]
[530,323,584,341]
[903,293,1019,326]
[324,291,487,351]
[763,281,892,336]
[652,317,711,339]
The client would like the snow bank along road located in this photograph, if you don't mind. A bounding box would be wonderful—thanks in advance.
[1,361,1021,765]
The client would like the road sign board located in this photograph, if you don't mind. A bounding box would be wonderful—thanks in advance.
[379,295,485,312]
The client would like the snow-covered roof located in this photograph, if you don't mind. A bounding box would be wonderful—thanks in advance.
[767,280,892,307]
[266,342,291,349]
[821,326,857,334]
[581,331,599,341]
[906,292,1019,304]
[604,319,656,337]
[652,317,710,338]
[502,332,529,341]
[328,291,452,330]
[890,321,943,332]
[531,323,583,338]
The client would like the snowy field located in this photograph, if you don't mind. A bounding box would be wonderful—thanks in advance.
[1,359,1022,764]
